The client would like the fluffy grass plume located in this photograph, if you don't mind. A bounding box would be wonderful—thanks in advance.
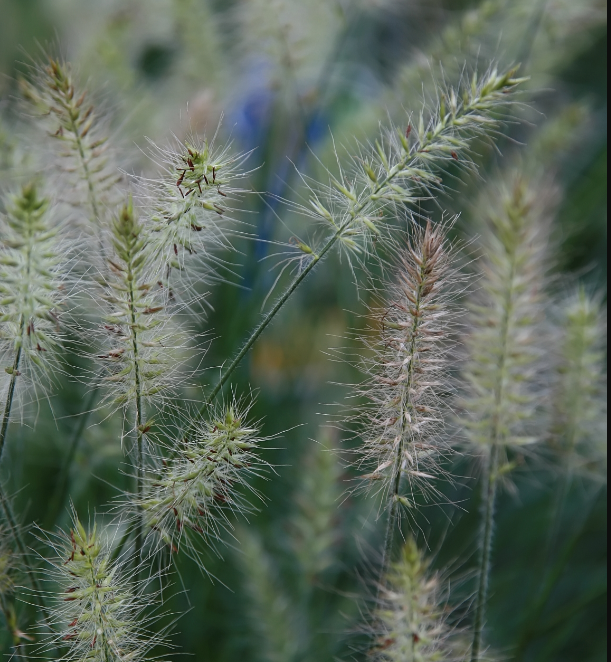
[290,433,343,583]
[460,175,552,662]
[136,398,267,563]
[551,288,607,475]
[460,176,551,458]
[366,537,467,662]
[0,183,71,459]
[20,57,120,235]
[39,514,161,662]
[299,67,526,265]
[140,131,251,287]
[95,198,188,417]
[352,218,462,574]
[237,527,301,662]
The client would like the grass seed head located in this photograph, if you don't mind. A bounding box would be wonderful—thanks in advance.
[551,288,607,475]
[135,397,267,565]
[459,176,551,460]
[40,513,162,662]
[365,537,468,661]
[352,218,462,511]
[0,183,71,389]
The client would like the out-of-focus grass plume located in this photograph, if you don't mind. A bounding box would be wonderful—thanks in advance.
[551,289,607,476]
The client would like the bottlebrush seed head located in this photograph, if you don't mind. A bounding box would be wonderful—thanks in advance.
[366,537,468,661]
[40,514,161,662]
[0,183,69,385]
[95,198,189,414]
[138,132,251,285]
[298,65,525,264]
[353,218,461,510]
[136,399,266,564]
[551,288,607,474]
[19,57,119,232]
[460,176,550,454]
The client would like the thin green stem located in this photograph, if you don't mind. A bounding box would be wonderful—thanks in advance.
[128,272,145,566]
[471,444,500,662]
[183,228,337,442]
[381,467,402,584]
[0,490,46,618]
[0,344,22,464]
[45,386,100,528]
[207,235,329,402]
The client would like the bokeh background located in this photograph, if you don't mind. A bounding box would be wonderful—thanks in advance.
[0,1,606,661]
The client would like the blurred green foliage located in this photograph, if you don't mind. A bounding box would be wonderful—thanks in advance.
[0,0,606,661]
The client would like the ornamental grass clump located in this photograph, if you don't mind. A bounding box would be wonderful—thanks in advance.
[40,516,161,662]
[0,37,535,659]
[353,219,462,574]
[365,537,467,662]
[459,176,552,661]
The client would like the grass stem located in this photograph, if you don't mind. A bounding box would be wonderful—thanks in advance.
[0,345,22,464]
[44,386,100,528]
[470,444,500,662]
